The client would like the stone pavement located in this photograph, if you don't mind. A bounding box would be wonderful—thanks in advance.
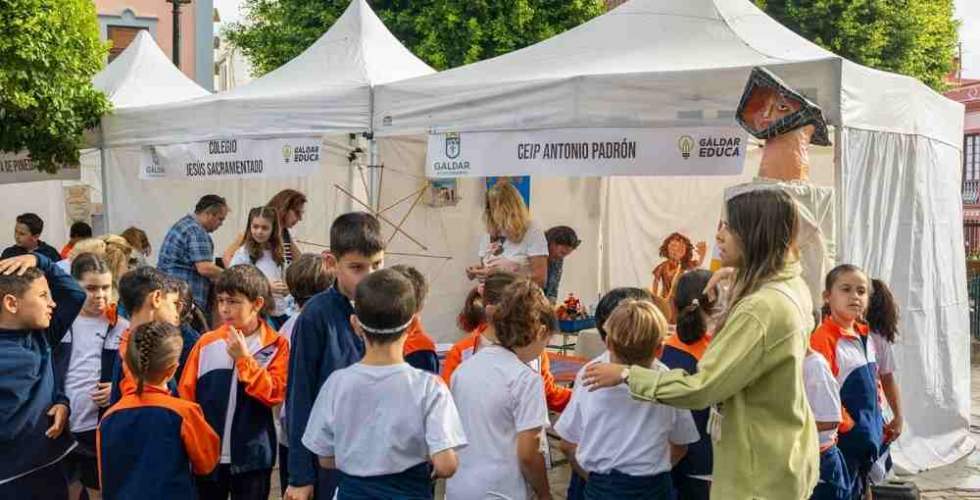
[907,363,980,499]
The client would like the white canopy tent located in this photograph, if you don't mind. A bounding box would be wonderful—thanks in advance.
[96,0,435,276]
[370,0,971,473]
[0,31,209,249]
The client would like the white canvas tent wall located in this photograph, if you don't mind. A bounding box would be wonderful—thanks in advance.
[96,0,434,280]
[0,31,209,250]
[371,0,971,473]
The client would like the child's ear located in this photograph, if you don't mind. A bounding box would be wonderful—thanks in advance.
[253,295,266,314]
[822,289,831,305]
[1,294,18,315]
[324,253,338,272]
[163,360,179,383]
[350,315,365,340]
[148,289,164,309]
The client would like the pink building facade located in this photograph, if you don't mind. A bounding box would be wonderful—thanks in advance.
[945,80,980,255]
[94,0,214,91]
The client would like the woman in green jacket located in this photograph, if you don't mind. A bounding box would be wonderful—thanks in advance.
[585,189,819,499]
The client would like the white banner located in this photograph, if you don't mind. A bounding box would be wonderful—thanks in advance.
[140,137,322,180]
[0,151,80,184]
[426,127,747,178]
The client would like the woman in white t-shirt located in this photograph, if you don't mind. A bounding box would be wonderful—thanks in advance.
[466,182,548,286]
[230,206,292,326]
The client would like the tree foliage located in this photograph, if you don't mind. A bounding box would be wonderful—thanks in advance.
[755,0,959,91]
[225,0,604,75]
[0,0,111,171]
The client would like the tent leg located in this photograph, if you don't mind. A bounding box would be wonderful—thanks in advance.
[99,146,111,233]
[366,133,380,211]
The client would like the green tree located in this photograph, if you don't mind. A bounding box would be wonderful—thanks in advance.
[0,0,111,172]
[755,0,959,91]
[225,0,604,75]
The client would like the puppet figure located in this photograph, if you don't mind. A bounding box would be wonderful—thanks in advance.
[651,232,706,302]
[713,67,836,315]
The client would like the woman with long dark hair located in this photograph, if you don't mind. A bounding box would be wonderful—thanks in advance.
[585,189,819,498]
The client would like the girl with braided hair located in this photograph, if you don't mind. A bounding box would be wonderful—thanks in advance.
[97,321,219,499]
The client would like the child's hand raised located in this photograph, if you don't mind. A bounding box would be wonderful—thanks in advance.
[226,326,249,361]
[0,254,38,276]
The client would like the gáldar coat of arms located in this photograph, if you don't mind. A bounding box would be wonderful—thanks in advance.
[445,132,461,159]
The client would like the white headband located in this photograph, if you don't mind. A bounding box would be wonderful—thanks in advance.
[359,318,414,335]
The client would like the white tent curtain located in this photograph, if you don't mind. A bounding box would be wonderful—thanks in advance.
[838,128,973,472]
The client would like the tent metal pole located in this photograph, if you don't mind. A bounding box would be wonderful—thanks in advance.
[98,124,111,233]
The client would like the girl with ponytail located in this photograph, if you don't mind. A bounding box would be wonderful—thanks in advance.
[659,269,715,500]
[98,321,219,499]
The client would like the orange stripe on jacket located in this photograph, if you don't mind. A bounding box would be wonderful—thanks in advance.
[178,322,289,406]
[97,384,220,487]
[403,319,437,357]
[662,333,713,361]
[440,323,571,412]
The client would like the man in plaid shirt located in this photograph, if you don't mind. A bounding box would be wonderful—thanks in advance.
[157,194,229,314]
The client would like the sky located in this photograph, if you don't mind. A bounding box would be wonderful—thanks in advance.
[212,0,980,78]
[956,0,980,78]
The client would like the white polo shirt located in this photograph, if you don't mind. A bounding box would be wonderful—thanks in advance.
[302,363,466,477]
[803,351,842,449]
[554,352,699,476]
[447,345,550,500]
[62,314,128,433]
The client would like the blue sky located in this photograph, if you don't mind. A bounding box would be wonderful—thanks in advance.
[214,0,980,78]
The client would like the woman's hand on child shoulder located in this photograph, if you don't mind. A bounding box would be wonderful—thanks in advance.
[0,254,38,276]
[583,363,628,391]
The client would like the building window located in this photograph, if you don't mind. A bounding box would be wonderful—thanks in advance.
[107,26,147,62]
[967,135,980,181]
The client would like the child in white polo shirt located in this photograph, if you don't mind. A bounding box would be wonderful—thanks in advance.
[447,277,556,500]
[302,269,466,499]
[556,300,699,499]
[804,348,851,500]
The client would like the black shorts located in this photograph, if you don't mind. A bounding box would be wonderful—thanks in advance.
[62,430,99,490]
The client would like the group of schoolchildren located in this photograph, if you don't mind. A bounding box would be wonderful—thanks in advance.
[0,205,905,500]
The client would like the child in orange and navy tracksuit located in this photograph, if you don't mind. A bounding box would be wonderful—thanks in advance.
[810,265,883,499]
[660,270,715,500]
[179,265,288,500]
[441,272,571,412]
[98,321,220,500]
[391,265,439,374]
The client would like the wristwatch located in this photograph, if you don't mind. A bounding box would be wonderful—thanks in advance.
[620,366,630,384]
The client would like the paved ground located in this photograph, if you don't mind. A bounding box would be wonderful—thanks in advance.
[908,363,980,499]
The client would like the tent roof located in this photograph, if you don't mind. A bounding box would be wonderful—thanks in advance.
[374,0,961,147]
[92,31,209,109]
[101,0,433,147]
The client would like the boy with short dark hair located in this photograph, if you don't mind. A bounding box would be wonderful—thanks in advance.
[109,267,183,405]
[0,253,86,498]
[302,270,466,498]
[286,212,385,500]
[179,264,289,500]
[61,222,93,259]
[2,213,62,262]
[276,254,332,496]
[390,264,438,374]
